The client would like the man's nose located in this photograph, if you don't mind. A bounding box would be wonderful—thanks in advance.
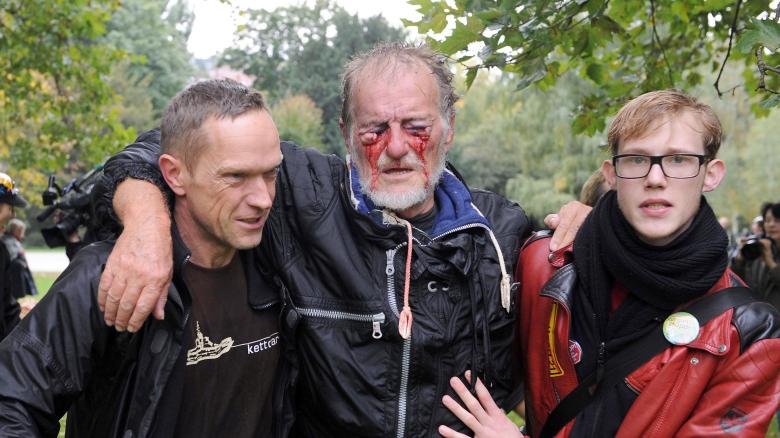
[644,163,667,187]
[247,179,273,210]
[384,127,409,160]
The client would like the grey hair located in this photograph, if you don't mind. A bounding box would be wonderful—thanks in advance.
[340,42,458,132]
[6,218,25,234]
[161,79,266,168]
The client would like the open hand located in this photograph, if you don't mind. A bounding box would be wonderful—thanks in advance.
[439,371,524,438]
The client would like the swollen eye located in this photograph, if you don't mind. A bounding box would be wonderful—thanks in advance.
[360,133,379,144]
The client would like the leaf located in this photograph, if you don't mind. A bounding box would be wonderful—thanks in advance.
[691,0,733,13]
[670,2,689,23]
[592,15,624,35]
[476,8,504,21]
[736,19,780,53]
[752,19,780,50]
[515,60,547,90]
[465,67,478,89]
[586,63,607,85]
[436,21,482,54]
[430,12,447,33]
[760,94,780,109]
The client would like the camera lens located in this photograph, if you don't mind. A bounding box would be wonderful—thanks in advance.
[741,237,763,261]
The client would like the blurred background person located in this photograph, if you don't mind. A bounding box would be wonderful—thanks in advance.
[579,169,611,207]
[0,173,25,339]
[1,219,38,299]
[731,202,780,310]
[719,216,738,257]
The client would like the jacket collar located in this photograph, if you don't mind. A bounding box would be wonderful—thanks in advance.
[345,158,490,237]
[169,221,279,312]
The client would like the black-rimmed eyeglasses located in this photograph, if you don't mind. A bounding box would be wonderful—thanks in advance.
[612,154,707,179]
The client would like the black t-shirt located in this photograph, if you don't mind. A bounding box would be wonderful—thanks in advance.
[173,253,280,438]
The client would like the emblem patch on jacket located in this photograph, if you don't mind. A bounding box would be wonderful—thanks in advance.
[548,303,564,377]
[720,407,748,433]
[568,340,582,365]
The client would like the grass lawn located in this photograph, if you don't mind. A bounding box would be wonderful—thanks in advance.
[27,273,780,437]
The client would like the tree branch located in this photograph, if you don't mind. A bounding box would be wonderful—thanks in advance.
[650,0,675,86]
[714,0,742,97]
[756,47,780,94]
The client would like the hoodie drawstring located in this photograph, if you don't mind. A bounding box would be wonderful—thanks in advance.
[398,220,414,339]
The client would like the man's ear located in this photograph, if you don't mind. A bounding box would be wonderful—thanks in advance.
[702,159,726,193]
[339,117,352,154]
[601,159,617,190]
[443,112,456,153]
[159,153,187,196]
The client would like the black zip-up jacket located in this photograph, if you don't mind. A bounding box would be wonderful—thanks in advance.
[94,130,531,437]
[0,226,293,437]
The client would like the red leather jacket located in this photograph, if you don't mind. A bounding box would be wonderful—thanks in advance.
[517,233,780,437]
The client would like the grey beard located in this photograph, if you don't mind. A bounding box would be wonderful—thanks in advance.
[360,147,447,212]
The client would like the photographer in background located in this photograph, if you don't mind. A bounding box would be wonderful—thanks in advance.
[731,202,780,310]
[0,173,25,340]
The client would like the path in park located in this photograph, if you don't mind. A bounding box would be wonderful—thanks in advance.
[26,250,69,273]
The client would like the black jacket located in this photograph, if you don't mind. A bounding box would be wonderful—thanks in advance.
[96,130,531,437]
[0,226,291,437]
[0,241,20,340]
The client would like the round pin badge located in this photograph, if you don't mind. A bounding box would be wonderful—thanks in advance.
[662,312,700,345]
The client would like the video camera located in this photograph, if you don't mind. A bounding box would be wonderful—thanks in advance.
[36,165,103,248]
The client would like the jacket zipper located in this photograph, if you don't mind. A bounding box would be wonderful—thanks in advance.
[385,222,488,438]
[296,307,385,339]
[386,247,412,438]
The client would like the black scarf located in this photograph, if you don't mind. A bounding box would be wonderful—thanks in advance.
[572,190,728,359]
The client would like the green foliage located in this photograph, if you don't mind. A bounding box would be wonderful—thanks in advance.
[221,0,406,155]
[271,95,326,152]
[102,0,195,118]
[449,71,604,220]
[0,0,135,183]
[407,0,780,135]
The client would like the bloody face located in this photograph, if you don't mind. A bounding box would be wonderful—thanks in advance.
[346,62,453,218]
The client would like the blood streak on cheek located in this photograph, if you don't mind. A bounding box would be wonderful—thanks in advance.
[409,132,431,187]
[363,131,388,190]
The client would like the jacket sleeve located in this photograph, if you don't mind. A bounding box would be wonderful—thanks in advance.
[0,244,19,339]
[729,256,746,279]
[0,244,112,437]
[95,128,171,225]
[676,316,780,437]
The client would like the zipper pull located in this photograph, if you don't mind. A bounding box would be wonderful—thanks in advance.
[596,341,606,385]
[372,320,383,339]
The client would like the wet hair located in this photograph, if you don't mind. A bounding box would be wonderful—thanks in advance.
[340,42,458,132]
[607,89,722,160]
[579,170,609,207]
[161,79,266,168]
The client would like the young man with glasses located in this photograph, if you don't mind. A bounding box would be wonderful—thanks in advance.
[439,90,780,437]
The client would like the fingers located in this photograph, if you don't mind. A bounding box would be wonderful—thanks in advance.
[472,375,502,416]
[153,293,167,321]
[438,424,470,438]
[127,285,169,332]
[113,284,143,331]
[450,375,489,424]
[97,269,114,314]
[102,277,126,327]
[543,214,560,230]
[549,201,591,251]
[442,394,482,433]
